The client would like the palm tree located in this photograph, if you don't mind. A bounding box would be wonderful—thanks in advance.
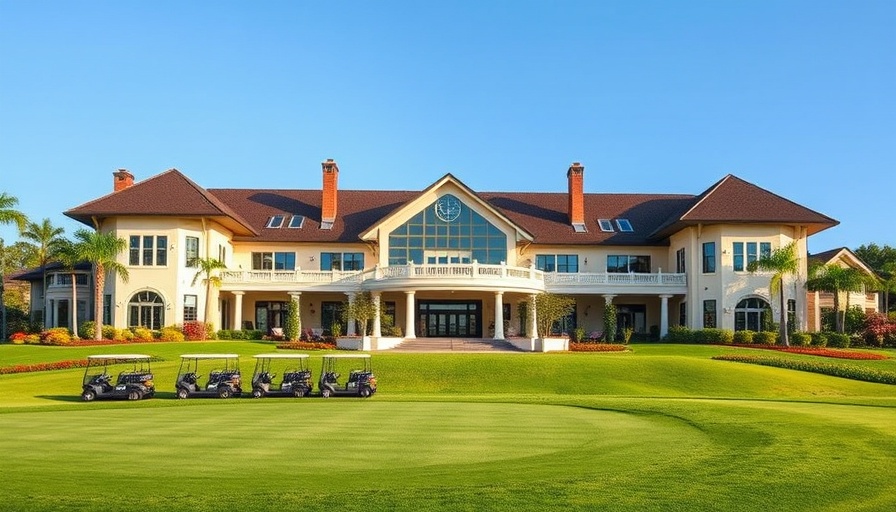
[20,219,66,328]
[190,257,227,325]
[53,238,82,337]
[748,242,799,346]
[0,192,28,233]
[70,229,129,340]
[806,263,866,333]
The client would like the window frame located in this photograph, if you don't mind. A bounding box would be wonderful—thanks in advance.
[598,219,614,232]
[615,219,633,232]
[703,242,716,273]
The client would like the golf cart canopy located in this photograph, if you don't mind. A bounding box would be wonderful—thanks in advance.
[253,353,310,359]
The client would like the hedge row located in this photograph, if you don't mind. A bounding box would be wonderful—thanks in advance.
[712,355,896,385]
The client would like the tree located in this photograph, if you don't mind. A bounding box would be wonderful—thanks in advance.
[854,243,896,312]
[748,242,799,346]
[534,293,575,339]
[345,291,377,337]
[807,263,866,334]
[20,218,66,328]
[70,229,129,340]
[0,192,28,233]
[190,257,227,326]
[284,298,300,341]
[53,238,83,337]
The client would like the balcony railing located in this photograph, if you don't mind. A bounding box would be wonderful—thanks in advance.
[220,263,686,293]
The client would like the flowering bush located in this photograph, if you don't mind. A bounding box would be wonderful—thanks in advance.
[182,321,207,341]
[713,354,896,384]
[0,359,90,374]
[863,313,896,347]
[9,332,27,344]
[41,328,72,345]
[731,344,888,360]
[569,343,628,352]
[132,328,154,342]
[276,341,337,351]
[159,327,186,342]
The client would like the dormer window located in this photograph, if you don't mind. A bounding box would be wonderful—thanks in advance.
[598,219,614,232]
[266,215,285,228]
[288,215,305,228]
[616,219,633,232]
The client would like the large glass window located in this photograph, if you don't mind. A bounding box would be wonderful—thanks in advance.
[388,194,507,265]
[128,291,164,329]
[703,242,716,273]
[186,236,199,267]
[103,294,112,325]
[251,252,295,270]
[536,254,578,273]
[676,248,686,273]
[734,241,772,271]
[703,300,717,328]
[734,297,770,331]
[607,255,650,273]
[321,252,364,271]
[184,294,198,322]
[129,235,168,266]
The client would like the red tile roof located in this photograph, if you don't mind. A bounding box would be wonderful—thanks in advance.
[64,170,837,246]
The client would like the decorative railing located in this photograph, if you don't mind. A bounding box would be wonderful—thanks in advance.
[220,264,686,291]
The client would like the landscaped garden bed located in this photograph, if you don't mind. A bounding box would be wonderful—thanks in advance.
[713,354,896,384]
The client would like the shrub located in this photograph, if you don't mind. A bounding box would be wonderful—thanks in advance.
[733,330,754,344]
[811,332,829,347]
[182,321,207,341]
[827,333,850,348]
[80,321,97,339]
[132,328,154,342]
[41,328,72,345]
[863,313,895,348]
[116,329,134,341]
[383,325,403,337]
[573,327,586,343]
[217,329,233,340]
[604,303,618,342]
[24,334,41,344]
[713,355,896,385]
[102,325,117,340]
[694,328,733,344]
[244,329,264,340]
[159,327,185,342]
[665,326,693,343]
[754,331,777,345]
[790,332,812,347]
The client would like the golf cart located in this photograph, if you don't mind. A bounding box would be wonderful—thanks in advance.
[175,354,243,399]
[318,354,377,398]
[250,353,313,398]
[81,354,155,401]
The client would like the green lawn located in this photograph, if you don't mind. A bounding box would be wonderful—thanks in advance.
[1,342,895,511]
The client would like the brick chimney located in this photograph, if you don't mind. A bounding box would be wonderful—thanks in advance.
[567,162,585,229]
[321,159,339,229]
[113,169,134,192]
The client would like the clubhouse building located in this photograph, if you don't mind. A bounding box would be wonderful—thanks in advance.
[28,160,839,348]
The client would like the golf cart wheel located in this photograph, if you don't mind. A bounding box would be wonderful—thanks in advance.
[321,388,331,398]
[293,388,306,398]
[176,388,189,400]
[127,390,142,401]
[360,387,372,398]
[218,387,233,399]
[81,390,96,402]
[252,388,264,399]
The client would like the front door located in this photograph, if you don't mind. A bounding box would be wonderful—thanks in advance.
[418,300,482,337]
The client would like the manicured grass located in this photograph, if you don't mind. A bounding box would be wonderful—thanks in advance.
[0,342,894,511]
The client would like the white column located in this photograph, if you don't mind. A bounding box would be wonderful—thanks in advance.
[288,291,302,339]
[404,291,416,339]
[493,291,505,340]
[659,294,672,339]
[232,291,244,330]
[372,292,382,338]
[529,294,538,340]
[345,292,356,336]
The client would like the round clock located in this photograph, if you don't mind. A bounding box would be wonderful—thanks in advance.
[434,196,462,222]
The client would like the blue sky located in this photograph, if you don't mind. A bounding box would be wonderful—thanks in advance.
[1,1,893,253]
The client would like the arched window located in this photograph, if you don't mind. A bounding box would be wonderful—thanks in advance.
[388,194,507,265]
[129,291,165,330]
[734,297,771,332]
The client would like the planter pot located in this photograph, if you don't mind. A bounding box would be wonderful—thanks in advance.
[336,336,372,351]
[538,337,569,352]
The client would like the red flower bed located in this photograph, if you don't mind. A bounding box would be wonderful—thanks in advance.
[0,359,90,375]
[66,338,174,346]
[570,342,628,352]
[276,341,337,351]
[730,344,888,360]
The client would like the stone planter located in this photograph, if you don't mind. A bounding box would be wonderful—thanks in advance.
[336,336,372,351]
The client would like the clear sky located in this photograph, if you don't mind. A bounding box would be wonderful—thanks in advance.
[1,1,893,254]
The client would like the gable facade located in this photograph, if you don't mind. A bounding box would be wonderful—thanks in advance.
[50,160,837,347]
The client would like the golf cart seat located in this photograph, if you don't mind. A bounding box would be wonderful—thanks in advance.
[258,372,274,384]
[323,372,340,384]
[181,372,199,385]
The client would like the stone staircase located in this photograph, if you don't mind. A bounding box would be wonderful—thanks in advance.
[390,337,523,352]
